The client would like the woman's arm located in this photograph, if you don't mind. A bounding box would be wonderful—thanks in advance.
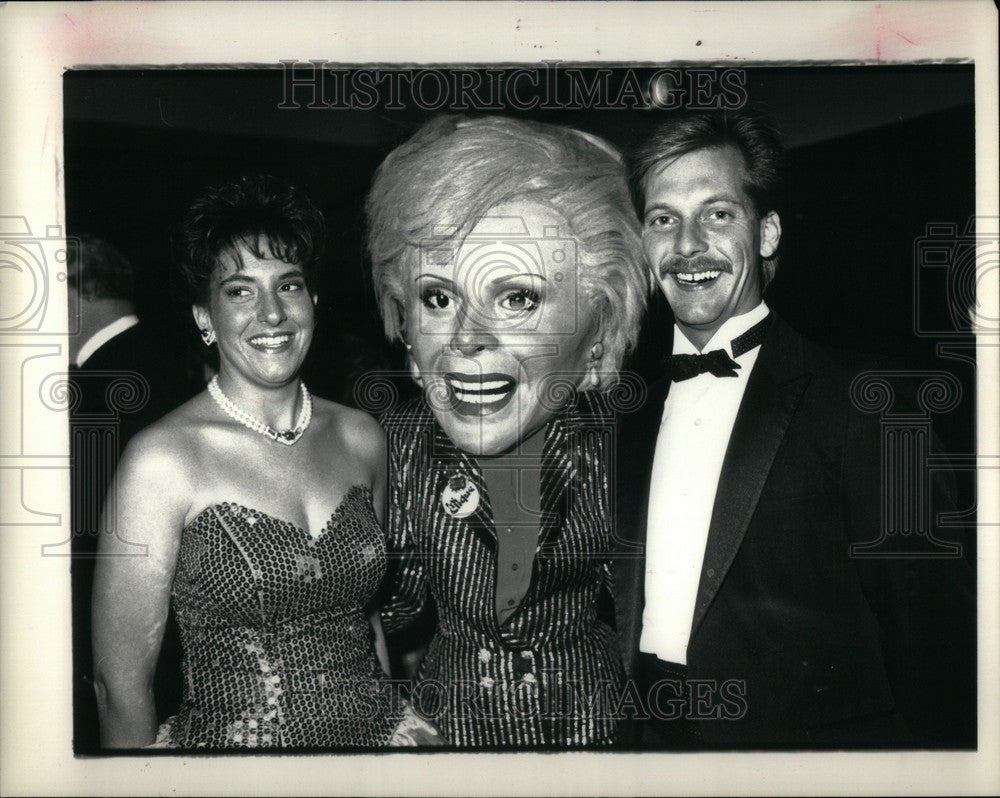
[343,407,396,674]
[91,429,189,748]
[369,609,392,676]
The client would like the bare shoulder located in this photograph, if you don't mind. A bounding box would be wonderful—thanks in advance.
[100,394,217,555]
[117,393,212,488]
[312,397,386,465]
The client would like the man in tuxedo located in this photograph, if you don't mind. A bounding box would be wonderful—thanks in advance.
[613,111,975,748]
[68,234,190,751]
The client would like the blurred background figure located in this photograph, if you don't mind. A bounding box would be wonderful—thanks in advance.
[67,233,193,753]
[67,233,192,443]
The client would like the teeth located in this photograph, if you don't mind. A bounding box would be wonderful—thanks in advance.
[455,390,509,405]
[251,334,291,346]
[447,378,510,392]
[676,271,721,283]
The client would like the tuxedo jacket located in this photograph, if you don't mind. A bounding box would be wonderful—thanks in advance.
[72,322,190,447]
[613,314,975,748]
[380,394,626,747]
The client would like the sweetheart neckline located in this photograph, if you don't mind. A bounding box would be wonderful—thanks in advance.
[186,483,373,540]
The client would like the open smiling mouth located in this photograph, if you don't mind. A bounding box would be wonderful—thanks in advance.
[444,372,517,417]
[672,270,724,288]
[247,332,295,352]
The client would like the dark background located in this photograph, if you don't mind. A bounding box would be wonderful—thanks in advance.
[64,64,978,752]
[63,65,977,408]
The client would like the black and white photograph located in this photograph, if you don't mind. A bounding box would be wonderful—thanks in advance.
[1,2,997,795]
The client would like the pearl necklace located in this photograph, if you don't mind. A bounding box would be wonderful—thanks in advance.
[207,375,312,445]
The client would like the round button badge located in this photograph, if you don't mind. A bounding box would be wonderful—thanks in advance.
[440,473,480,519]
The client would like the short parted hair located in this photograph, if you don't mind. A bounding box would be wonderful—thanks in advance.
[365,115,649,381]
[66,234,135,300]
[179,175,326,306]
[625,110,785,287]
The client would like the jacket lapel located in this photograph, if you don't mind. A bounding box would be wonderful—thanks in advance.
[689,316,811,642]
[429,424,497,553]
[613,372,672,674]
[536,410,576,554]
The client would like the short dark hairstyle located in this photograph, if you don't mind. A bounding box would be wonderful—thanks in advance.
[66,234,134,300]
[625,110,785,286]
[179,175,325,306]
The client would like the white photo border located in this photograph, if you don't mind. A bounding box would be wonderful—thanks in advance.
[1,2,997,795]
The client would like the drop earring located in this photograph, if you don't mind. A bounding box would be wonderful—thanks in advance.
[402,339,423,386]
[200,328,216,346]
[588,342,604,388]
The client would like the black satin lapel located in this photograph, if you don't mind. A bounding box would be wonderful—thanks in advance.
[613,375,670,673]
[616,375,671,549]
[689,324,809,641]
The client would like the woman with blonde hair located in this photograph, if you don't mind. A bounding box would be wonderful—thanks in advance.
[366,115,648,746]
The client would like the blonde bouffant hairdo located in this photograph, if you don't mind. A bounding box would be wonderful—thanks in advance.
[364,114,650,386]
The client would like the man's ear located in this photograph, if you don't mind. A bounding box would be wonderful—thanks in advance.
[759,211,781,259]
[192,305,212,335]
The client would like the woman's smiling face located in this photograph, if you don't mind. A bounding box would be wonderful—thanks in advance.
[405,201,599,456]
[193,239,316,391]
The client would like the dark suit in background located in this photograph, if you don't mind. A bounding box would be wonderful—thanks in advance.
[614,314,975,747]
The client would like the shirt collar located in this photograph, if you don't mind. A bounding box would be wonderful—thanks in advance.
[75,314,139,367]
[672,301,769,357]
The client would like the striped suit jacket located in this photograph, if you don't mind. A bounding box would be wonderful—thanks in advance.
[380,392,626,747]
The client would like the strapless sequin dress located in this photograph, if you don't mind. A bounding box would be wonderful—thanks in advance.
[161,484,400,748]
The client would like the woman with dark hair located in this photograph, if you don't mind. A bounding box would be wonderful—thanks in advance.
[366,116,649,746]
[92,175,438,749]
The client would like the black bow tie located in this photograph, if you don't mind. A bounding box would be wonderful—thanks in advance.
[667,349,740,380]
[666,314,771,382]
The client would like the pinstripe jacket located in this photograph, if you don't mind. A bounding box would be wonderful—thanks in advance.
[380,392,626,747]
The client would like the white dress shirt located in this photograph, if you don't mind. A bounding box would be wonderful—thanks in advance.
[74,314,139,367]
[640,302,770,665]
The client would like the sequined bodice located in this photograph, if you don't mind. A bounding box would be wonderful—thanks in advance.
[167,484,398,748]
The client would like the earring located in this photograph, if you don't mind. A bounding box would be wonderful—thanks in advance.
[200,328,216,346]
[588,342,604,388]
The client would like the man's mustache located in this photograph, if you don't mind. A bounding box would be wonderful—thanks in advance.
[658,256,732,278]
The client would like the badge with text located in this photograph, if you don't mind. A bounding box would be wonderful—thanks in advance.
[441,473,480,519]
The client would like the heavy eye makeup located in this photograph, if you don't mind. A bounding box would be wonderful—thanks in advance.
[420,286,456,310]
[497,287,541,313]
